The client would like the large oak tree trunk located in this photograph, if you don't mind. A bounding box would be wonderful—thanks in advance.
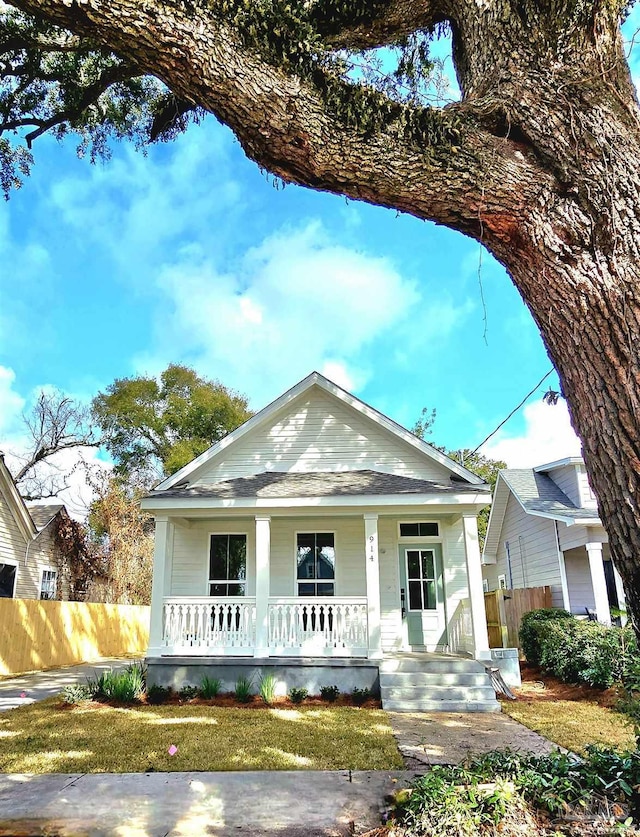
[7,0,640,631]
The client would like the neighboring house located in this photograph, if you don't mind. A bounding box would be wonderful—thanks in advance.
[482,457,625,624]
[141,372,501,711]
[0,453,68,601]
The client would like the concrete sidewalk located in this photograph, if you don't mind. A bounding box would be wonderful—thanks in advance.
[0,658,140,712]
[0,770,414,836]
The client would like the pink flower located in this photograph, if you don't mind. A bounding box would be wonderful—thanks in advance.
[19,692,26,698]
[168,745,178,756]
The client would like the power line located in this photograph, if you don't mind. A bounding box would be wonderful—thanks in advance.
[469,369,555,456]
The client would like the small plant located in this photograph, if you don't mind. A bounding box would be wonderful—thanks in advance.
[288,687,308,704]
[234,675,253,703]
[199,676,222,699]
[320,684,340,702]
[61,683,93,704]
[89,662,146,703]
[351,687,370,706]
[146,684,172,705]
[259,673,277,704]
[178,685,199,700]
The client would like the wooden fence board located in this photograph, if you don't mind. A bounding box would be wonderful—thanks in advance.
[484,586,552,650]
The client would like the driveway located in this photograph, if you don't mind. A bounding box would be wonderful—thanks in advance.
[0,658,140,712]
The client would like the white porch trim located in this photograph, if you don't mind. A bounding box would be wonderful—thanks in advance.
[586,541,611,624]
[254,516,271,656]
[364,513,383,660]
[462,514,491,659]
[554,521,571,611]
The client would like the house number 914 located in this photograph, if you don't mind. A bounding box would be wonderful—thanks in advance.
[368,535,376,561]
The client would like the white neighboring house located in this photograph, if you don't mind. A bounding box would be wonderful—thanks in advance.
[0,453,68,601]
[482,457,625,625]
[141,372,501,712]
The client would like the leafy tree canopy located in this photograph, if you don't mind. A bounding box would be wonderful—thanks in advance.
[91,364,252,480]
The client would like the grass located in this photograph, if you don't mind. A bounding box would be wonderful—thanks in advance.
[501,698,636,754]
[0,698,403,773]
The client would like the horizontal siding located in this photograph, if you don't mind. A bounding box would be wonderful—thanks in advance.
[0,489,27,594]
[193,390,453,484]
[493,494,562,603]
[564,547,595,613]
[20,527,60,600]
[548,465,580,508]
[379,518,403,652]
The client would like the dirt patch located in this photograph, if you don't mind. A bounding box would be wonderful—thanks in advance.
[513,664,620,707]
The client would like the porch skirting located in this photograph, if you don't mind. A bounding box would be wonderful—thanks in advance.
[146,655,381,697]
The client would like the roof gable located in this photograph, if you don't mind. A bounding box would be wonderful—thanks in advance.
[157,372,483,490]
[0,454,37,541]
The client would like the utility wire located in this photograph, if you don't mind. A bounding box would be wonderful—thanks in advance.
[469,369,555,456]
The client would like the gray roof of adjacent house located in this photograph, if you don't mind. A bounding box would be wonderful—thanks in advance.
[500,469,597,522]
[147,469,490,501]
[26,503,65,531]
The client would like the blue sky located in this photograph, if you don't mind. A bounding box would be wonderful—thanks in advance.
[2,14,638,512]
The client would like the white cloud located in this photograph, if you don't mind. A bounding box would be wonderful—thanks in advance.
[141,222,430,403]
[0,366,25,438]
[481,399,581,467]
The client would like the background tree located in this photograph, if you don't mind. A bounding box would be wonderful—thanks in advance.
[4,0,640,633]
[91,364,252,481]
[10,389,98,500]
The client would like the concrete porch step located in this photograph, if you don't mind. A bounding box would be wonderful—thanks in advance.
[384,698,501,712]
[379,671,489,687]
[379,656,486,674]
[381,684,497,702]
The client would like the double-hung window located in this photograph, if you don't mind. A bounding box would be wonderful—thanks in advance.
[0,562,17,598]
[40,569,57,600]
[209,534,247,596]
[296,533,335,596]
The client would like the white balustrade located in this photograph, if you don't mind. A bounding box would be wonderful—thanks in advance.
[267,598,368,656]
[162,597,256,655]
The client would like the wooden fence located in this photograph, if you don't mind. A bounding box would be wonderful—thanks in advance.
[0,599,150,677]
[484,586,552,650]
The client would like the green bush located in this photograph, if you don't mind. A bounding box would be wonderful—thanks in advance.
[146,684,172,705]
[351,687,370,706]
[519,607,573,665]
[61,683,93,704]
[90,663,146,703]
[259,674,277,704]
[288,687,308,704]
[199,676,222,699]
[234,676,253,703]
[320,685,340,702]
[178,685,199,700]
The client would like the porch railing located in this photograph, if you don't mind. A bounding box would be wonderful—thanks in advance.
[161,596,369,657]
[162,597,256,655]
[268,597,368,656]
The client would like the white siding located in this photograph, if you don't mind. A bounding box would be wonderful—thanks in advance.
[564,547,595,613]
[492,494,563,606]
[577,464,598,510]
[378,518,403,652]
[444,517,474,653]
[547,465,581,508]
[192,389,453,485]
[0,488,27,596]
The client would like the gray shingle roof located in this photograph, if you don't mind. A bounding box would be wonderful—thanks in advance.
[26,503,65,530]
[148,470,489,501]
[501,469,598,521]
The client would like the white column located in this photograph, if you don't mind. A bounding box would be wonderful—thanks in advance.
[462,514,491,660]
[254,516,271,657]
[554,522,571,611]
[586,542,611,625]
[148,516,172,657]
[613,564,627,625]
[364,513,383,660]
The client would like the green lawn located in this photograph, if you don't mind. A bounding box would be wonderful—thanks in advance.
[501,698,636,754]
[0,698,403,773]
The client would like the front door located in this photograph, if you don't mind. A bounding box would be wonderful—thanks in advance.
[399,544,446,649]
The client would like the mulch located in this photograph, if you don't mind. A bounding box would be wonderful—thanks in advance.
[509,664,620,707]
[56,693,383,710]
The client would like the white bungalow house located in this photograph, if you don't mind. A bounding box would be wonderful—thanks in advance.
[141,373,500,711]
[482,457,625,625]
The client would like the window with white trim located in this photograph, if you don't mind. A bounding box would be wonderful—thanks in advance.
[399,521,439,537]
[296,533,335,596]
[0,562,17,598]
[209,534,247,596]
[406,548,437,610]
[40,569,57,600]
[498,574,507,590]
[482,578,489,593]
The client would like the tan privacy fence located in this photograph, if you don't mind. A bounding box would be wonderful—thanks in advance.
[485,586,552,650]
[0,599,150,677]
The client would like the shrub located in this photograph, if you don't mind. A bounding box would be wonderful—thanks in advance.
[519,608,573,665]
[90,662,146,703]
[351,687,370,706]
[61,683,93,704]
[320,685,340,702]
[178,685,199,700]
[234,676,253,703]
[259,674,277,704]
[288,687,308,704]
[146,684,172,705]
[199,676,222,699]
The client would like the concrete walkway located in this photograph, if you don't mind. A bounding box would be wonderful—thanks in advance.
[0,770,415,836]
[0,658,139,712]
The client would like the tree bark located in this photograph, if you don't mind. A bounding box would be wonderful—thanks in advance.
[7,0,640,631]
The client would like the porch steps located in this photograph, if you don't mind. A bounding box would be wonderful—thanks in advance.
[379,655,500,712]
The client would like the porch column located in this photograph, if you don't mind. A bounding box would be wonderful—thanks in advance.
[364,513,383,660]
[586,542,611,625]
[148,516,173,657]
[254,516,271,657]
[462,514,491,660]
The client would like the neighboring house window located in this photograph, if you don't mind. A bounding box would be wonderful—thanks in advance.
[498,574,507,590]
[0,561,17,598]
[209,534,246,596]
[399,522,439,537]
[482,578,489,593]
[406,548,437,610]
[296,533,335,596]
[40,569,57,600]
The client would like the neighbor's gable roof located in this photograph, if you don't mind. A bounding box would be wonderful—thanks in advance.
[156,372,485,491]
[0,453,37,541]
[26,503,65,531]
[483,466,601,560]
